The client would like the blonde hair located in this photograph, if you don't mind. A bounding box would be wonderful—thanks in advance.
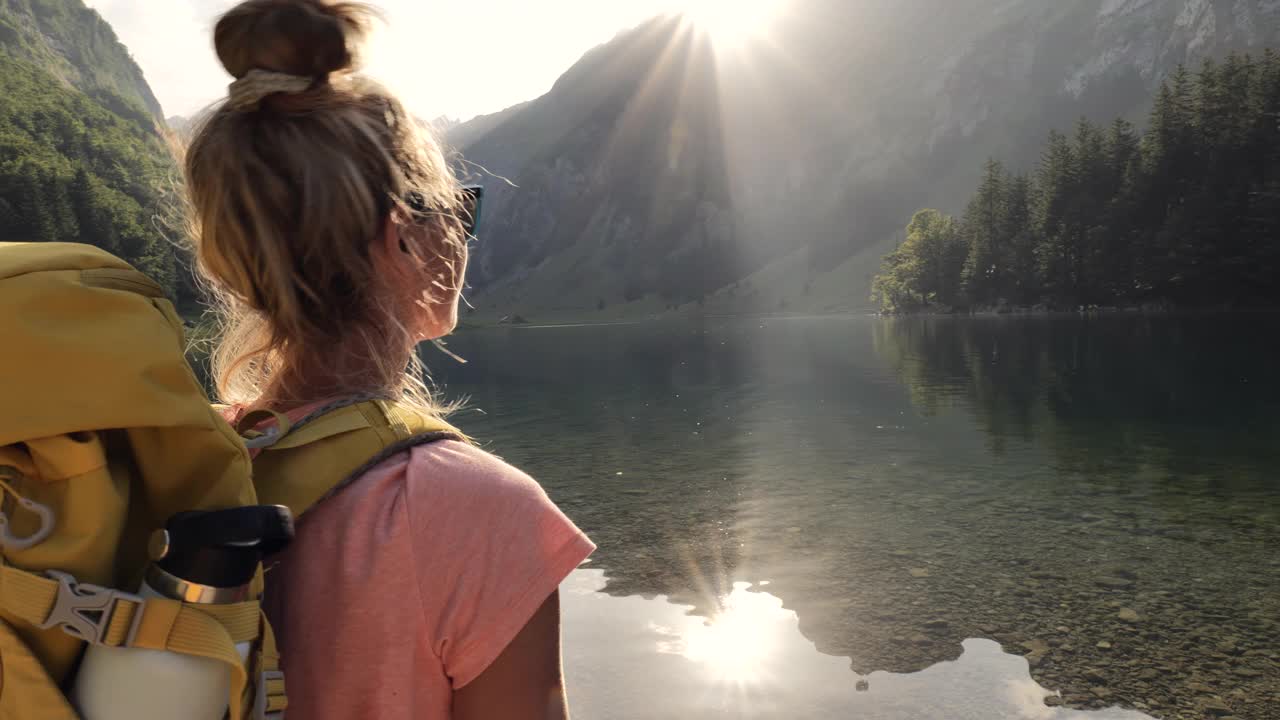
[184,0,466,412]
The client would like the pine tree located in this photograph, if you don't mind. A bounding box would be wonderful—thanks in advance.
[1072,118,1109,304]
[14,166,57,242]
[1035,129,1078,305]
[0,198,15,240]
[1003,173,1039,305]
[1099,118,1140,300]
[961,159,1008,305]
[1136,71,1195,299]
[1245,49,1280,298]
[874,53,1280,313]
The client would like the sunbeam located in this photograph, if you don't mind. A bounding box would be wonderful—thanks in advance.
[677,0,789,50]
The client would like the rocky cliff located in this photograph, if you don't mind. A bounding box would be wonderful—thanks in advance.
[0,0,163,122]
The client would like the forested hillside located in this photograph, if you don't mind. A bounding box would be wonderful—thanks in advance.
[873,53,1280,313]
[0,0,190,306]
[0,0,162,120]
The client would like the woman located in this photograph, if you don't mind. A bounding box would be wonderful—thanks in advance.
[183,1,595,718]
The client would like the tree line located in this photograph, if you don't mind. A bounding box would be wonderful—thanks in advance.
[873,51,1280,313]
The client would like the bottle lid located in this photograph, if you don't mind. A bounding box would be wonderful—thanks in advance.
[149,506,294,589]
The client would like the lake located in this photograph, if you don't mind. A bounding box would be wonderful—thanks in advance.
[434,315,1280,720]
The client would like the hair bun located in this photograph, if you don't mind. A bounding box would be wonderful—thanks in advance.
[215,0,373,80]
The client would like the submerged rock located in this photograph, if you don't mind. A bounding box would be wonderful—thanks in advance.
[1095,576,1134,589]
[1201,698,1235,716]
[1021,638,1050,668]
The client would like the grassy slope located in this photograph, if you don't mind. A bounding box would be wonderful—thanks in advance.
[464,234,899,325]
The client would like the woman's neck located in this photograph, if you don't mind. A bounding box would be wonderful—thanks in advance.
[256,365,404,413]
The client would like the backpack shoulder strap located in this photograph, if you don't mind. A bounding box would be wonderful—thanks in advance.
[247,399,467,520]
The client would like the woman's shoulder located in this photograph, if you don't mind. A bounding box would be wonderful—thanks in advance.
[398,440,562,519]
[395,441,594,689]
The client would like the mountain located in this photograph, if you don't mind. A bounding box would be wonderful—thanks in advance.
[0,0,162,122]
[445,101,528,153]
[452,0,1280,319]
[0,0,191,305]
[452,16,734,315]
[166,115,191,134]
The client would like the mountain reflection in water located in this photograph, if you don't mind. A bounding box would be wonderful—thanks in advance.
[562,568,1154,720]
[438,315,1280,718]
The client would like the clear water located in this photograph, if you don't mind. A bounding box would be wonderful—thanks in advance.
[434,315,1280,719]
[560,569,1153,719]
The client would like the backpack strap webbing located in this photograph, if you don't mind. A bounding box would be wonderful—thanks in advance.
[0,563,280,720]
[247,399,467,520]
[310,430,462,511]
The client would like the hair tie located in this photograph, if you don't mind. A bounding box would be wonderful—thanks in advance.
[227,69,316,111]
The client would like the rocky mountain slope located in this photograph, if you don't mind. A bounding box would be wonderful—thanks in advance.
[0,0,162,123]
[453,16,735,314]
[453,0,1280,318]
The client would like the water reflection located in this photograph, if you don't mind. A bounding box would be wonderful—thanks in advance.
[437,316,1280,718]
[657,580,789,684]
[563,568,1155,720]
[872,315,1280,479]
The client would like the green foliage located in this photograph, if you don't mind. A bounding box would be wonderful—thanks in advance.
[871,209,966,313]
[0,52,191,306]
[0,0,163,119]
[874,51,1280,312]
[960,159,1009,301]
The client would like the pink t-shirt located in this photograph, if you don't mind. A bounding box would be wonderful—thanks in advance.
[261,440,596,720]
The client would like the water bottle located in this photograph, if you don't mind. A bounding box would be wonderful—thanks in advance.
[73,506,294,720]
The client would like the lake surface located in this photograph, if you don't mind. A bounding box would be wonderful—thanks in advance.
[434,315,1280,720]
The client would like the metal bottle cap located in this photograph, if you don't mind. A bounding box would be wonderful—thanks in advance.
[146,506,294,604]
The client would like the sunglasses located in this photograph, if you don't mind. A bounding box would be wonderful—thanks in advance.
[404,185,485,239]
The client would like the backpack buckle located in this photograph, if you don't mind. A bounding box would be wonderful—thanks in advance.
[254,669,286,720]
[40,570,144,646]
[0,466,55,551]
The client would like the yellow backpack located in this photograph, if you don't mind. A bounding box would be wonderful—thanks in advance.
[0,241,466,720]
[0,242,285,720]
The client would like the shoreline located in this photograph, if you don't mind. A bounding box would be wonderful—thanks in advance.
[455,305,1280,330]
[879,303,1280,318]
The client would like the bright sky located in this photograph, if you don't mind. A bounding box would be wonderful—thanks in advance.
[84,0,737,121]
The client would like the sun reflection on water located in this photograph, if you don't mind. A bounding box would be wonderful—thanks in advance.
[564,569,1157,719]
[652,581,790,684]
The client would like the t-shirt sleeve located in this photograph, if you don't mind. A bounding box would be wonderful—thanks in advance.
[402,441,596,689]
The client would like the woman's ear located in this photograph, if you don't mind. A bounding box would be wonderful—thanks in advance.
[375,216,417,273]
[372,216,411,291]
[382,215,404,257]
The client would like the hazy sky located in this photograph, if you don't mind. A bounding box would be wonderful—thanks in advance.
[84,0,713,121]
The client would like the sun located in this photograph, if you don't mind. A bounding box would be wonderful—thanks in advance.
[655,582,791,685]
[678,0,787,49]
